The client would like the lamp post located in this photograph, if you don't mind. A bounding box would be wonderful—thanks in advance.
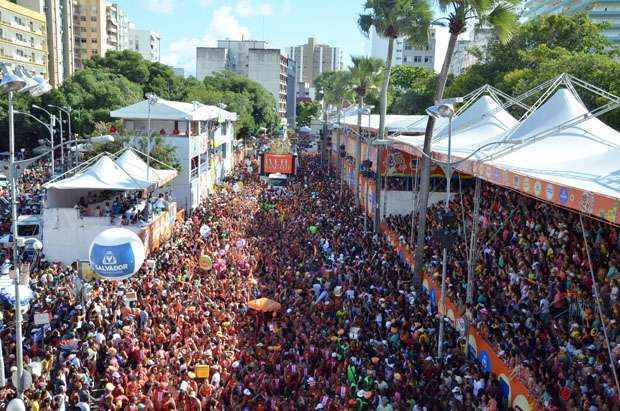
[145,93,158,182]
[31,105,56,176]
[48,105,72,170]
[425,100,459,360]
[371,138,393,233]
[0,62,51,399]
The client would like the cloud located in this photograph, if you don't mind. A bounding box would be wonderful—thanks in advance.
[234,0,274,18]
[142,0,176,14]
[160,6,250,76]
[199,0,214,6]
[281,0,291,16]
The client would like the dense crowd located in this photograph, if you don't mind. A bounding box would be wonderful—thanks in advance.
[386,181,619,409]
[0,156,515,410]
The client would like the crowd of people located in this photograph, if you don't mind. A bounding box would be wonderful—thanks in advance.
[386,181,619,409]
[0,155,517,410]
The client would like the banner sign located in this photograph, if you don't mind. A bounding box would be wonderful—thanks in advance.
[262,153,295,175]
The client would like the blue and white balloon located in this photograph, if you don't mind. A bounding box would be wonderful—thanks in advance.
[89,228,145,280]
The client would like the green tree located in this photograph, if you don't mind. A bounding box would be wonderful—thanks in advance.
[42,67,143,137]
[296,100,321,127]
[358,0,432,229]
[447,13,619,128]
[414,0,520,284]
[389,65,437,114]
[314,71,354,169]
[349,56,384,204]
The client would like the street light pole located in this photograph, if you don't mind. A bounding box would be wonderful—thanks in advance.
[0,62,51,402]
[49,105,72,171]
[145,93,158,183]
[7,91,24,396]
[437,114,453,360]
[32,105,56,176]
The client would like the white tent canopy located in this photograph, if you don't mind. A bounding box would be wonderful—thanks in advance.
[342,114,448,134]
[114,149,177,187]
[432,95,520,157]
[45,156,153,208]
[110,99,237,122]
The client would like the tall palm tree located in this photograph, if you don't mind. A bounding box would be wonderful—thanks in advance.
[315,71,353,177]
[359,0,432,231]
[413,0,519,280]
[349,56,384,207]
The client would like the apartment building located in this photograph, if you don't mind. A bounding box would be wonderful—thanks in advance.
[17,0,74,86]
[196,40,294,126]
[0,0,48,78]
[287,37,343,86]
[370,26,450,73]
[248,48,289,125]
[128,23,160,62]
[106,2,129,51]
[72,0,106,69]
[522,0,620,49]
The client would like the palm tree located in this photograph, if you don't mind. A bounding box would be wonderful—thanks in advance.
[349,56,384,207]
[413,0,519,280]
[359,0,432,231]
[315,71,353,178]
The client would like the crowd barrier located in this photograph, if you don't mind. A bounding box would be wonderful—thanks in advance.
[382,228,538,410]
[327,156,539,410]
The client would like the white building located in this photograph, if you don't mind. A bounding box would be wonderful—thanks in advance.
[369,26,450,73]
[111,99,237,211]
[286,37,344,86]
[522,0,620,49]
[196,40,292,127]
[128,23,160,62]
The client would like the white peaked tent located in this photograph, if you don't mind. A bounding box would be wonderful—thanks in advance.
[45,155,153,208]
[114,149,177,187]
[489,88,618,163]
[431,95,520,157]
[487,88,620,198]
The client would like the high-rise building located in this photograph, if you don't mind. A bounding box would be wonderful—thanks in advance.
[287,37,343,86]
[286,57,296,127]
[370,26,451,73]
[106,3,129,52]
[0,0,48,79]
[128,23,160,62]
[17,0,74,86]
[196,40,293,126]
[172,66,184,77]
[522,0,620,49]
[72,0,107,69]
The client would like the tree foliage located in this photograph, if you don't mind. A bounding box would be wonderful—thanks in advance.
[0,50,280,154]
[447,13,620,128]
[296,101,321,127]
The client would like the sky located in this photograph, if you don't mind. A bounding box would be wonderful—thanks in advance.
[115,0,376,76]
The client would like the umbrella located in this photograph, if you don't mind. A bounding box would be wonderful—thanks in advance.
[247,298,281,313]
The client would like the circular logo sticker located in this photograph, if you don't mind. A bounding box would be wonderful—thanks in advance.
[523,178,530,193]
[534,181,542,196]
[559,187,569,204]
[479,350,491,373]
[545,184,555,201]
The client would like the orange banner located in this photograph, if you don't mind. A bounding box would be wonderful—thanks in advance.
[263,153,295,174]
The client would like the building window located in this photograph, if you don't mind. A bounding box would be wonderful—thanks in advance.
[80,27,86,32]
[91,16,97,22]
[14,16,24,26]
[81,38,87,43]
[80,16,86,21]
[414,56,422,62]
[424,56,429,63]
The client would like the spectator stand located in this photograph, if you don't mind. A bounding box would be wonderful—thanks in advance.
[334,74,620,409]
[41,148,178,264]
